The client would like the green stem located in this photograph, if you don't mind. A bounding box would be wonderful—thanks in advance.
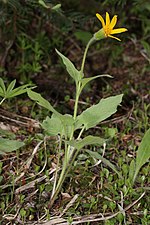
[81,37,95,74]
[73,84,80,120]
[77,126,85,140]
[49,163,67,208]
[74,36,95,121]
[51,135,62,197]
[0,98,5,105]
[49,37,95,208]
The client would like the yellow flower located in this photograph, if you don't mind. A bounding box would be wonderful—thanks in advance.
[95,12,127,41]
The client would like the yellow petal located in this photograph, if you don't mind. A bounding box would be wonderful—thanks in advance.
[110,15,117,29]
[111,28,128,34]
[106,12,110,26]
[96,13,105,28]
[108,34,121,41]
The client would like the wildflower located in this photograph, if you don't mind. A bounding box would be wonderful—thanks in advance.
[94,12,127,41]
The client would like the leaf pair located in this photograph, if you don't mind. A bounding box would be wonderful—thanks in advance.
[56,49,111,91]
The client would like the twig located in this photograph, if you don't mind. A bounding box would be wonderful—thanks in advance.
[25,141,43,169]
[60,194,79,217]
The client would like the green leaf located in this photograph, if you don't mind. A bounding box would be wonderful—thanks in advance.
[42,114,74,137]
[76,94,123,130]
[52,4,61,10]
[0,79,33,99]
[28,89,74,137]
[6,84,33,98]
[0,87,3,97]
[61,114,74,137]
[6,79,16,94]
[69,135,105,150]
[38,0,50,8]
[80,74,112,94]
[56,49,81,84]
[27,89,59,115]
[133,128,150,182]
[42,115,63,136]
[86,150,122,179]
[0,78,6,95]
[0,138,24,155]
[129,159,136,183]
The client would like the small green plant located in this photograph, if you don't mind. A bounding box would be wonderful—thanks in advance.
[27,12,128,208]
[16,35,43,82]
[0,78,33,154]
[0,78,31,105]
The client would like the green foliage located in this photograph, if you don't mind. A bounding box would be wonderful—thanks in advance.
[42,115,64,136]
[56,49,82,85]
[86,149,122,179]
[0,0,66,82]
[133,128,150,182]
[68,135,105,150]
[0,138,24,155]
[76,94,123,130]
[0,78,32,103]
[0,78,31,154]
[27,89,57,114]
[79,74,112,94]
[42,114,74,138]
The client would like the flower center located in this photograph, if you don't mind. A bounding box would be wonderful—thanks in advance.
[104,26,112,36]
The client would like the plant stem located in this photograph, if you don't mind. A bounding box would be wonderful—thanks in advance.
[49,162,67,208]
[0,98,5,105]
[73,37,95,123]
[81,37,95,74]
[49,37,95,208]
[73,84,81,120]
[51,135,62,197]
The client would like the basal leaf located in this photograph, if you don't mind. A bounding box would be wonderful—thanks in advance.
[76,94,123,129]
[133,128,150,182]
[42,115,63,136]
[56,49,81,84]
[42,114,74,137]
[0,138,24,155]
[86,150,122,178]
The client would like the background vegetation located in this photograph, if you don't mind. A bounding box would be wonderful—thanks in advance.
[0,0,149,224]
